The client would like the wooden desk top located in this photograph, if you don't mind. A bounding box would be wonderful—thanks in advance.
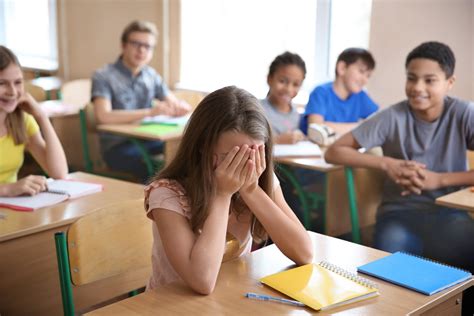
[86,232,473,315]
[435,187,474,212]
[275,157,341,172]
[0,172,144,242]
[97,124,183,142]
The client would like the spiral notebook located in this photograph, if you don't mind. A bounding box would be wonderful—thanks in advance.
[0,179,103,211]
[260,262,379,311]
[357,252,472,295]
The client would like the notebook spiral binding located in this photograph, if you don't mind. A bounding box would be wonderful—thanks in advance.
[400,252,471,274]
[320,261,378,289]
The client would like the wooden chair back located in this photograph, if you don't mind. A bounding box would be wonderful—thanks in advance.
[55,199,152,314]
[61,79,91,109]
[67,199,152,285]
[468,150,474,170]
[172,89,207,110]
[24,81,47,102]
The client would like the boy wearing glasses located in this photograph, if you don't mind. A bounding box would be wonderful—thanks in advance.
[92,20,190,182]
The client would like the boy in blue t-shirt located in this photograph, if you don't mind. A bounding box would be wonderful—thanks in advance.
[300,48,378,135]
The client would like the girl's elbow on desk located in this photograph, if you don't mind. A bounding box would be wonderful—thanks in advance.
[188,277,218,295]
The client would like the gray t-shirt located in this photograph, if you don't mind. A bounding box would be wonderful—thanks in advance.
[91,58,170,153]
[260,98,301,135]
[352,96,474,212]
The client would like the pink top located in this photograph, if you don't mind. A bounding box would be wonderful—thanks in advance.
[145,178,262,290]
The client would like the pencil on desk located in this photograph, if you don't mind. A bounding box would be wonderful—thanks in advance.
[245,292,305,307]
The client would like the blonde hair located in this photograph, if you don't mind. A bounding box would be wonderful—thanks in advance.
[152,86,274,242]
[0,46,26,145]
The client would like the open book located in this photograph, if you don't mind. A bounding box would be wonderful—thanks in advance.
[260,262,379,311]
[273,141,322,157]
[0,179,103,211]
[141,114,191,126]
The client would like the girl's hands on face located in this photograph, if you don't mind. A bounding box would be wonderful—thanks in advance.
[240,144,266,195]
[214,145,251,197]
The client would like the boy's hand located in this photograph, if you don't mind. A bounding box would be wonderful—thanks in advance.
[214,145,251,197]
[240,144,266,195]
[400,169,442,195]
[383,157,426,194]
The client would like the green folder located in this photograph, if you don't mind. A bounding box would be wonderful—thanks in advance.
[135,124,183,136]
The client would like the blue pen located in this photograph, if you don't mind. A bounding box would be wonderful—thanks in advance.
[245,292,305,307]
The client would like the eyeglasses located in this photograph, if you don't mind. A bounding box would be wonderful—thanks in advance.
[127,40,155,51]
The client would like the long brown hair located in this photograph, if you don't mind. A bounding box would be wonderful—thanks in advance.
[153,86,274,242]
[0,46,26,145]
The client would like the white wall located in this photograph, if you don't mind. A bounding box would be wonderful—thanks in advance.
[368,0,473,107]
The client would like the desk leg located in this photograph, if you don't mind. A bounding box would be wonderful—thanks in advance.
[345,167,361,243]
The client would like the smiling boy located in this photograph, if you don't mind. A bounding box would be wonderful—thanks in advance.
[300,48,378,135]
[325,42,474,279]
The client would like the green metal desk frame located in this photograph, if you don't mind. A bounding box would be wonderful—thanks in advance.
[276,164,326,233]
[277,164,361,244]
[345,167,361,244]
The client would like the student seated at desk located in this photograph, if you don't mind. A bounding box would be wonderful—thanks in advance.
[325,42,474,274]
[91,20,191,182]
[261,52,323,226]
[144,86,313,294]
[0,46,68,197]
[300,48,379,136]
[261,51,306,144]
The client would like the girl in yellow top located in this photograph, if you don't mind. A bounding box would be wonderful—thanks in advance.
[0,46,68,197]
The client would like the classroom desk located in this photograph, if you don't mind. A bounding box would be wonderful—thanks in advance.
[97,123,185,172]
[86,232,473,315]
[0,172,147,316]
[435,187,474,212]
[31,76,63,100]
[275,155,374,243]
[275,156,341,231]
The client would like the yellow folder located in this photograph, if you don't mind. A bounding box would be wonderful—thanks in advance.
[260,262,379,311]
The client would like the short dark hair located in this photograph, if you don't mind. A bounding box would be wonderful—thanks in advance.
[405,41,455,78]
[268,51,306,78]
[121,20,158,44]
[335,47,375,77]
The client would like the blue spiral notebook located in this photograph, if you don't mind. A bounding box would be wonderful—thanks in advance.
[357,252,472,295]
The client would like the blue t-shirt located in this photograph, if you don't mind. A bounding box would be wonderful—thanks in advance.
[300,82,378,134]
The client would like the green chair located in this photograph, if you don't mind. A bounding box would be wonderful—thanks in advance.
[79,103,163,179]
[54,199,152,315]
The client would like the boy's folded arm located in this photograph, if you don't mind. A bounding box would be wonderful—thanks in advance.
[434,170,474,188]
[324,132,385,170]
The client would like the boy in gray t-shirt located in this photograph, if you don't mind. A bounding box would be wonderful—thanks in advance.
[325,42,474,278]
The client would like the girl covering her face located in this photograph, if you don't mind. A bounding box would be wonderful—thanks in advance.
[144,86,313,294]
